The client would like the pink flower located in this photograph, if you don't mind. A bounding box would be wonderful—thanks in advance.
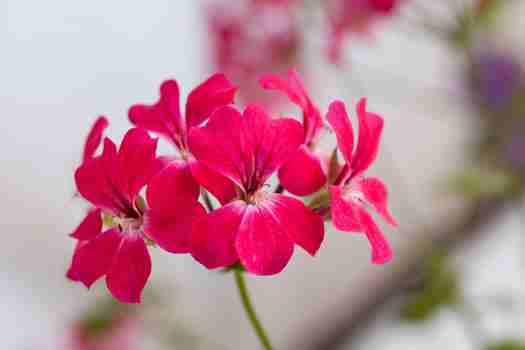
[326,98,397,264]
[128,75,238,204]
[326,0,400,63]
[67,116,108,282]
[259,69,327,196]
[66,309,138,350]
[67,127,202,303]
[207,0,302,106]
[188,104,325,275]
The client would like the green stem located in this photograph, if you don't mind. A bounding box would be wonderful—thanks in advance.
[233,269,274,350]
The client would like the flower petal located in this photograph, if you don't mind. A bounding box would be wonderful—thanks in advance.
[188,105,245,188]
[145,161,200,253]
[68,229,123,289]
[185,73,237,127]
[357,206,393,264]
[278,145,327,196]
[191,201,245,269]
[259,70,307,110]
[241,104,304,181]
[106,235,151,304]
[327,100,354,165]
[82,116,109,162]
[146,161,200,211]
[128,80,184,146]
[264,194,325,256]
[370,0,399,14]
[117,128,159,201]
[350,98,384,176]
[235,205,295,275]
[189,104,303,191]
[259,69,323,144]
[359,177,398,227]
[66,241,86,281]
[75,138,124,214]
[70,208,103,240]
[189,159,237,204]
[330,185,361,232]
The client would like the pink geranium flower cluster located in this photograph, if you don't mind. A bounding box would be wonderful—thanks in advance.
[326,0,401,63]
[206,0,301,105]
[205,0,400,71]
[67,70,397,303]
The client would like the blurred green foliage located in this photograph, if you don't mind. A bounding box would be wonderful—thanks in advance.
[448,167,519,199]
[484,340,525,350]
[450,0,507,48]
[400,250,460,322]
[80,298,135,339]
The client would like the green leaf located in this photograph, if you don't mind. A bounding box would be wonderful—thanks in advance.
[400,250,460,322]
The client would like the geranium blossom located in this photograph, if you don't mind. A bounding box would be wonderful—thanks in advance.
[67,126,202,303]
[206,0,301,105]
[259,69,327,195]
[326,0,400,63]
[326,98,397,264]
[128,75,238,204]
[188,104,325,275]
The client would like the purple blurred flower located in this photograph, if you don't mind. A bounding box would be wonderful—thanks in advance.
[470,50,523,111]
[505,132,525,168]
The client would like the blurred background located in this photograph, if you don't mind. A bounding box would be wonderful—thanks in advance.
[3,0,525,349]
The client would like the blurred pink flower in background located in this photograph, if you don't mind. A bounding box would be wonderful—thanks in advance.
[67,319,138,350]
[206,0,302,106]
[325,0,400,63]
[65,300,139,350]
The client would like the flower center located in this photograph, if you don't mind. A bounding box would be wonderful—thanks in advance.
[246,188,270,205]
[118,215,144,233]
[342,183,364,203]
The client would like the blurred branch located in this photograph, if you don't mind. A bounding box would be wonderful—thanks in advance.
[301,197,506,350]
